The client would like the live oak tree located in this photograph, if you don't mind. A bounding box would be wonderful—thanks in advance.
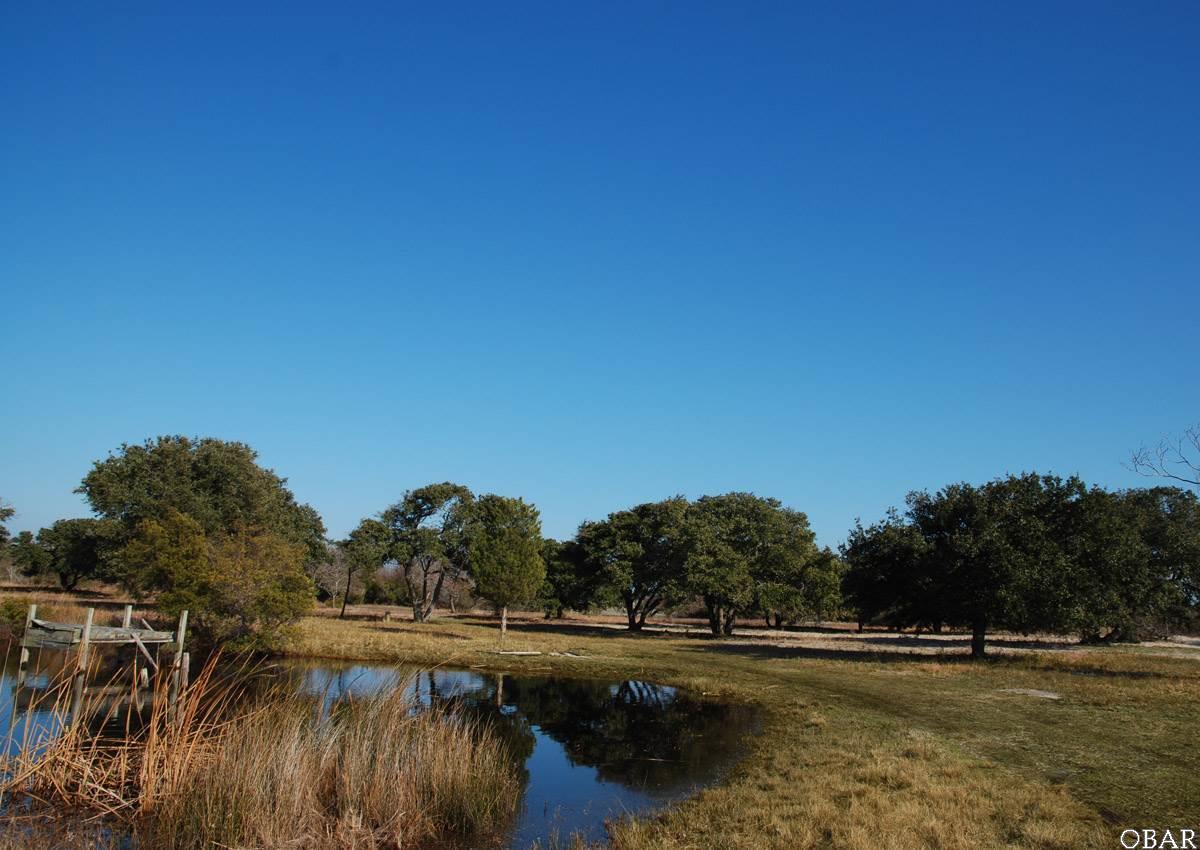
[34,518,119,590]
[381,483,473,622]
[841,511,932,632]
[538,538,605,618]
[1067,487,1200,641]
[118,509,207,600]
[843,474,1083,657]
[758,547,845,628]
[468,494,545,638]
[339,518,390,619]
[685,493,819,636]
[79,435,327,564]
[1128,488,1200,633]
[577,497,690,631]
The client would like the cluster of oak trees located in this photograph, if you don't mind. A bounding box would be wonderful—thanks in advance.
[538,495,842,636]
[842,474,1200,656]
[2,427,1198,655]
[338,489,843,638]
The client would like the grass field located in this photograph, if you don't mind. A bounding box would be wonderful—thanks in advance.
[286,610,1200,850]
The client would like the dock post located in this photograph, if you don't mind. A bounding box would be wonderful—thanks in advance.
[167,609,188,721]
[69,607,95,726]
[122,605,133,629]
[16,603,37,688]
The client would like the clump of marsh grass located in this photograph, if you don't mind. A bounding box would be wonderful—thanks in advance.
[143,686,520,849]
[0,656,521,850]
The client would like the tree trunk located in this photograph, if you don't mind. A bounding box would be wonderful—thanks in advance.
[773,613,783,629]
[339,565,353,619]
[722,609,736,636]
[624,594,643,631]
[500,606,508,641]
[971,618,987,658]
[704,596,722,636]
[556,606,565,619]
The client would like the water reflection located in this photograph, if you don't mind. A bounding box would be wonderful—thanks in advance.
[276,661,758,848]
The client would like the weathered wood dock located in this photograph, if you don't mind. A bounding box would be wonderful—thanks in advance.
[15,603,189,724]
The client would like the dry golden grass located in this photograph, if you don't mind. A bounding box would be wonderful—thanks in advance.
[286,613,1200,849]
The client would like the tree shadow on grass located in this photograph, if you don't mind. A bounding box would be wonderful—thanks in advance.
[451,617,646,640]
[684,639,1187,679]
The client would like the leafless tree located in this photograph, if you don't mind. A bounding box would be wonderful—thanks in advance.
[308,543,347,601]
[1128,423,1200,490]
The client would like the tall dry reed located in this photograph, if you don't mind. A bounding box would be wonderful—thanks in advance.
[1,656,521,849]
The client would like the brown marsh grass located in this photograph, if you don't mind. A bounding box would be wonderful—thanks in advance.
[0,656,521,850]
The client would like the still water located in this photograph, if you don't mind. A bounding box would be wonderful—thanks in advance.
[1,653,758,848]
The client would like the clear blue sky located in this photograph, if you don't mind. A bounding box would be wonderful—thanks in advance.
[2,3,1197,548]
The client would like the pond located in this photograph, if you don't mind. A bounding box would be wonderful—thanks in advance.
[1,653,759,849]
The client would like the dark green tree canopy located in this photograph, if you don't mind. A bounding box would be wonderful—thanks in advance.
[538,538,607,618]
[1066,486,1200,641]
[577,497,690,631]
[79,435,326,560]
[842,510,931,629]
[685,492,819,636]
[35,517,120,590]
[9,530,51,579]
[838,473,1200,655]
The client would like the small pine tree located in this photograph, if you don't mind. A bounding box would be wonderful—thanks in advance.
[468,495,545,639]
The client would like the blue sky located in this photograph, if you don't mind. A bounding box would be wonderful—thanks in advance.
[2,3,1197,547]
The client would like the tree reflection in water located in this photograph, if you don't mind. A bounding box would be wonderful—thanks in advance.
[277,661,758,848]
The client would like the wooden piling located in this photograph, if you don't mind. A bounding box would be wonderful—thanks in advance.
[16,603,36,688]
[167,610,189,720]
[69,607,95,726]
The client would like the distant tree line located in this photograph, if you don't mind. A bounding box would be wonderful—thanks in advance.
[2,423,1197,655]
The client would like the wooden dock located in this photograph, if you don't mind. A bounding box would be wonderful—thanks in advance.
[14,603,189,724]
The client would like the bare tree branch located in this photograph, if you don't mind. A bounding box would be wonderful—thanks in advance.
[1127,423,1200,489]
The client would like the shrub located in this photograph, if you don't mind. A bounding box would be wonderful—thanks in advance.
[119,510,314,650]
